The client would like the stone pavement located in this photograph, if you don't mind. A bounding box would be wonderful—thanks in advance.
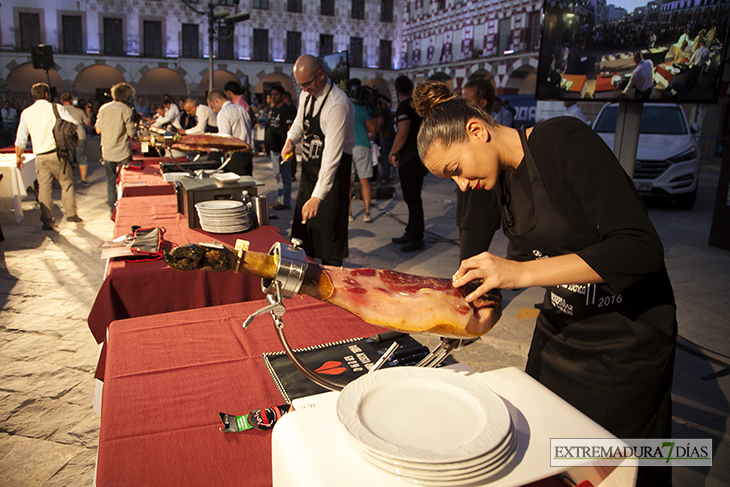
[0,139,728,486]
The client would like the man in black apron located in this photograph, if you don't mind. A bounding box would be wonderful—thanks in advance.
[282,55,355,266]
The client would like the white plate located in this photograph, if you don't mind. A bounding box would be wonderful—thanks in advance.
[361,433,517,483]
[195,200,244,210]
[358,423,514,472]
[337,367,511,464]
[212,172,241,183]
[362,438,518,486]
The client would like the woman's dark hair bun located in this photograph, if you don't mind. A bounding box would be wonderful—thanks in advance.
[412,81,456,117]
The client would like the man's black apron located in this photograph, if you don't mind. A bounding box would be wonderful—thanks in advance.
[498,128,676,440]
[291,81,352,262]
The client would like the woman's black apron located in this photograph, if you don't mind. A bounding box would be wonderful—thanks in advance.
[291,81,352,262]
[498,128,676,441]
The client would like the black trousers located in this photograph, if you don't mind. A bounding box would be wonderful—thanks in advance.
[398,162,427,241]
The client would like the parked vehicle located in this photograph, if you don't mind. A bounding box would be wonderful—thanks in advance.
[593,103,700,209]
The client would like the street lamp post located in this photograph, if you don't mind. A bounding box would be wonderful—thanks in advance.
[182,0,250,95]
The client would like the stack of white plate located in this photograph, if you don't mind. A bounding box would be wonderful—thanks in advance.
[195,200,252,234]
[337,367,517,486]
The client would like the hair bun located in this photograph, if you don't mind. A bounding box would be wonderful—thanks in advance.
[412,81,456,117]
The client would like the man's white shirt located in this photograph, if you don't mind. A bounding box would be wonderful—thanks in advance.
[216,100,252,145]
[15,99,77,154]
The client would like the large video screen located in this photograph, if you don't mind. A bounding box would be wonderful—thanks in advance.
[320,50,349,88]
[536,0,729,103]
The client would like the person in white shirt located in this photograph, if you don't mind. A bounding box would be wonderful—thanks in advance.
[564,101,587,124]
[152,95,180,128]
[2,100,18,132]
[281,54,355,266]
[61,92,91,186]
[682,39,712,97]
[15,83,81,229]
[177,99,218,135]
[207,89,253,175]
[623,51,654,100]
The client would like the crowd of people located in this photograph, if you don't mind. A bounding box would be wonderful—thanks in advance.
[7,57,680,486]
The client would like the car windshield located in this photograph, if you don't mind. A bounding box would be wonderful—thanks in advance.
[593,105,688,135]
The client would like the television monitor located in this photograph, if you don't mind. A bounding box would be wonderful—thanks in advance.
[535,0,729,103]
[320,50,349,88]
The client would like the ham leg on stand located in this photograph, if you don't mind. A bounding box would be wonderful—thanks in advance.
[163,243,502,339]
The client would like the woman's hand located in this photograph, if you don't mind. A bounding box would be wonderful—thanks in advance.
[453,252,604,303]
[452,252,522,302]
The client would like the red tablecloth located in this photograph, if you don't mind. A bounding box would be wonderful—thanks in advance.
[88,192,289,378]
[117,161,176,197]
[0,145,32,153]
[97,298,383,487]
[594,74,619,92]
[562,74,587,93]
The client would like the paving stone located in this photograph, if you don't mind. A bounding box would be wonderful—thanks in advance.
[0,433,83,487]
[40,447,98,487]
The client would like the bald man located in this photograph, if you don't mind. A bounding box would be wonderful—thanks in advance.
[177,98,217,135]
[281,54,355,266]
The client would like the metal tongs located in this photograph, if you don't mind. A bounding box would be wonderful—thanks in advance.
[241,240,466,392]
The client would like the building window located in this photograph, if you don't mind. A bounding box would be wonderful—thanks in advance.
[253,28,269,62]
[253,0,269,8]
[103,18,124,55]
[182,23,199,58]
[437,0,445,9]
[352,0,365,19]
[19,12,41,51]
[218,25,235,60]
[143,20,162,57]
[62,15,83,53]
[381,0,393,22]
[287,31,301,63]
[287,0,302,12]
[525,11,541,52]
[379,39,392,69]
[498,18,511,54]
[319,34,334,57]
[321,0,335,16]
[350,36,363,67]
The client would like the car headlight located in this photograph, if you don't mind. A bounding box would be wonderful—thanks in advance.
[668,147,698,164]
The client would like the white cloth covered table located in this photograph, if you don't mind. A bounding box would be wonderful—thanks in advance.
[272,366,638,487]
[0,153,36,222]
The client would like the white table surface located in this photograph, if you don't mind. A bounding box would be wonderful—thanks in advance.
[0,153,36,222]
[272,366,637,487]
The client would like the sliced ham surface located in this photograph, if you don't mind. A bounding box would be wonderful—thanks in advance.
[323,267,501,338]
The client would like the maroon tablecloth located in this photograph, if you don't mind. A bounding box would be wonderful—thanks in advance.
[97,298,383,487]
[118,161,176,197]
[88,192,289,378]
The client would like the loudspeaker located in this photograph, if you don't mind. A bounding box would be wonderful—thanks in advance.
[31,45,54,70]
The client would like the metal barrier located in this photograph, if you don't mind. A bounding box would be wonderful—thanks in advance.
[695,135,725,162]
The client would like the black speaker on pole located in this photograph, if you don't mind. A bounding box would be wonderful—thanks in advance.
[31,45,54,70]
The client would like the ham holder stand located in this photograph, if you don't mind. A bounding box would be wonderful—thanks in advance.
[241,239,466,392]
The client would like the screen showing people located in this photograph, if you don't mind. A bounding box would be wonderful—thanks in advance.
[536,0,728,103]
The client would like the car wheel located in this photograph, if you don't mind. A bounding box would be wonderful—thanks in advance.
[676,188,697,209]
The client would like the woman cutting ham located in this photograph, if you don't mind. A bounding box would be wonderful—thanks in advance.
[412,81,676,486]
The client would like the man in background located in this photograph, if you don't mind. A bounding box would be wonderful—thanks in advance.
[224,81,250,112]
[207,89,253,176]
[389,75,427,252]
[96,82,136,211]
[346,78,376,223]
[177,98,217,135]
[267,85,296,210]
[15,83,81,229]
[61,92,91,186]
[152,94,180,128]
[2,100,18,133]
[281,54,355,267]
[623,51,654,100]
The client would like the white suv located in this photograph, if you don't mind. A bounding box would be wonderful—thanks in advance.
[593,103,700,209]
